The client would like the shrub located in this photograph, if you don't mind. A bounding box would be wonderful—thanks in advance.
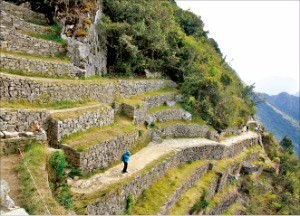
[125,194,134,214]
[49,151,66,182]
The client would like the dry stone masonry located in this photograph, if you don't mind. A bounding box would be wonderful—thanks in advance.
[0,53,82,78]
[0,26,65,57]
[63,131,138,172]
[0,1,47,24]
[47,105,114,148]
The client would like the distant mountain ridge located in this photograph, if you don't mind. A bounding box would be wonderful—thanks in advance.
[255,92,300,157]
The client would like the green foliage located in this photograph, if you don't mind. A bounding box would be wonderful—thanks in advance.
[48,151,74,209]
[49,151,66,182]
[100,0,255,132]
[149,122,156,128]
[280,136,294,154]
[68,168,82,179]
[241,135,300,215]
[125,194,134,214]
[190,190,209,214]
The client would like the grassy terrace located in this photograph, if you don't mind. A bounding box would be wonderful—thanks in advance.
[0,100,99,110]
[73,152,176,214]
[50,103,110,121]
[61,115,135,151]
[168,146,261,215]
[0,71,114,84]
[130,160,209,215]
[206,184,237,213]
[147,103,182,114]
[222,202,244,215]
[117,87,179,107]
[0,50,70,62]
[17,143,68,215]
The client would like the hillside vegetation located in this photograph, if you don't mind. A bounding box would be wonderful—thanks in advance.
[98,0,255,131]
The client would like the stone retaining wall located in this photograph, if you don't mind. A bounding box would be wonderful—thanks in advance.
[148,108,185,123]
[153,124,220,141]
[160,162,211,214]
[63,131,138,172]
[0,10,50,34]
[145,92,180,109]
[0,26,64,57]
[47,105,114,148]
[0,54,82,78]
[0,109,49,132]
[117,80,177,98]
[85,139,258,214]
[0,74,116,104]
[0,1,47,24]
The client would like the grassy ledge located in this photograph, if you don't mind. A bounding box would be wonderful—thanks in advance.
[50,104,110,121]
[222,202,245,215]
[117,87,179,107]
[17,143,68,215]
[0,49,70,62]
[62,115,135,151]
[0,99,98,110]
[147,103,182,114]
[130,160,209,215]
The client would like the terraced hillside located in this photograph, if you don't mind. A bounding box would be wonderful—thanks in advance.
[1,1,297,215]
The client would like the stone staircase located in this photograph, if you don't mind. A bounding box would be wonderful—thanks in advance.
[0,2,264,215]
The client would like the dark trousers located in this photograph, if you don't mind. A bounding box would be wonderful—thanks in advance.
[122,162,128,173]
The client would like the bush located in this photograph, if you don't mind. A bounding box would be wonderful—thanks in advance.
[49,151,66,182]
[125,194,134,214]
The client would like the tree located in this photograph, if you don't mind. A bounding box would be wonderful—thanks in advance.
[280,136,294,154]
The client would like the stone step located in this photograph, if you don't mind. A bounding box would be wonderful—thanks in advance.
[0,51,83,78]
[118,89,183,125]
[61,116,138,173]
[72,134,259,215]
[167,147,260,215]
[0,9,51,34]
[47,103,114,148]
[0,72,116,104]
[130,160,211,215]
[0,26,65,57]
[0,1,48,25]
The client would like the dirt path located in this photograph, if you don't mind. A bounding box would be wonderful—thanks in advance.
[0,154,21,206]
[69,132,258,194]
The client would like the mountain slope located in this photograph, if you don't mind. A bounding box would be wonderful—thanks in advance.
[261,92,300,123]
[255,101,300,157]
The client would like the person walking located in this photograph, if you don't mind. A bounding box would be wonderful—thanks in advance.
[121,151,131,173]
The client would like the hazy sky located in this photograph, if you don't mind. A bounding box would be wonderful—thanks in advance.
[176,1,299,95]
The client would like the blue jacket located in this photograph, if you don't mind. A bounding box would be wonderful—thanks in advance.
[121,151,131,163]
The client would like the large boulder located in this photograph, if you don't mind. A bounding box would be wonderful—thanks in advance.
[182,111,192,121]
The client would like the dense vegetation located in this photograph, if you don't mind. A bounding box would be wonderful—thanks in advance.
[99,0,255,131]
[240,134,300,215]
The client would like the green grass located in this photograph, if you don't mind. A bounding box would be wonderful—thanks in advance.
[0,49,70,62]
[0,69,75,79]
[117,87,178,107]
[205,184,237,213]
[25,19,48,26]
[222,202,244,215]
[62,115,135,151]
[168,147,262,215]
[0,99,97,110]
[50,103,108,121]
[27,31,64,44]
[147,103,182,114]
[130,160,209,215]
[17,142,68,215]
[73,152,176,214]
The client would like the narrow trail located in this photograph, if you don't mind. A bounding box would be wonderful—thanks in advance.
[69,131,258,194]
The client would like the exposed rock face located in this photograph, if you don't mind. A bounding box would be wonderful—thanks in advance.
[53,0,107,76]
